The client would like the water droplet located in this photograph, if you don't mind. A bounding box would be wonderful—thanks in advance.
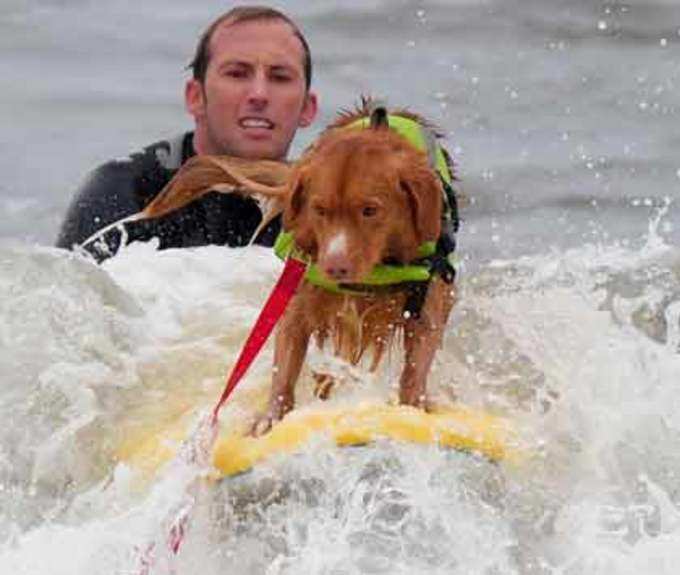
[598,20,608,31]
[660,38,668,47]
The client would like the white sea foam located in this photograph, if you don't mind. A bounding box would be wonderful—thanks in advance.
[1,232,678,573]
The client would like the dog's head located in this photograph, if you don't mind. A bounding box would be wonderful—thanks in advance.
[284,111,442,284]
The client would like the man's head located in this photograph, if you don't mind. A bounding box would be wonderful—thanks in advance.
[185,6,318,161]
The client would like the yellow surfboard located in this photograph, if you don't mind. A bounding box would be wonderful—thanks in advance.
[213,403,521,476]
[117,402,523,481]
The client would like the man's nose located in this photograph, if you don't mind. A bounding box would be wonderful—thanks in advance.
[247,72,270,107]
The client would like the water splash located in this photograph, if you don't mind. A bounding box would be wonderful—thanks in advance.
[1,235,680,573]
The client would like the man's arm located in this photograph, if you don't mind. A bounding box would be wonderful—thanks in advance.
[56,160,143,258]
[56,135,283,262]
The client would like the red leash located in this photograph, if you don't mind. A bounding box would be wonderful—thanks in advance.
[137,257,307,573]
[210,257,307,424]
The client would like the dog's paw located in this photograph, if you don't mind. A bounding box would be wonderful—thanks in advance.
[399,387,429,410]
[312,371,337,400]
[249,403,289,437]
[249,413,275,437]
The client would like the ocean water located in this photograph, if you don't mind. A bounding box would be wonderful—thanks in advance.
[1,1,679,573]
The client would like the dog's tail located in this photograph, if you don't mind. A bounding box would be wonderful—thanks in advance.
[78,156,292,252]
[139,155,290,220]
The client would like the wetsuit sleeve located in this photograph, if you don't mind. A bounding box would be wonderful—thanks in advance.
[56,136,282,262]
[55,160,142,251]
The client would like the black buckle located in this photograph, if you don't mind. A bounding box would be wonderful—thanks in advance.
[404,282,429,320]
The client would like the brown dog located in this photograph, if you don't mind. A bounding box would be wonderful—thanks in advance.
[251,106,456,434]
[132,103,457,436]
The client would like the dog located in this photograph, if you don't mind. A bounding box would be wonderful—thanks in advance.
[136,101,458,436]
[250,104,457,434]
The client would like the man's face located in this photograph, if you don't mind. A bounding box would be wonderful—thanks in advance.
[186,19,317,160]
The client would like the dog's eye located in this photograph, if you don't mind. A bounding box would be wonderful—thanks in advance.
[362,205,378,217]
[313,205,327,217]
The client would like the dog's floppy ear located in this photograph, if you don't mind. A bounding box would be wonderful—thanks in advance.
[140,155,290,220]
[399,165,442,245]
[283,168,316,254]
[283,168,307,228]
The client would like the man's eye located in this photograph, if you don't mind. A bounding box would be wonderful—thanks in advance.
[271,73,292,83]
[362,206,378,217]
[224,68,248,79]
[313,206,327,217]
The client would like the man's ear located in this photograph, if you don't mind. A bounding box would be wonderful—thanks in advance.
[185,79,206,120]
[298,91,318,128]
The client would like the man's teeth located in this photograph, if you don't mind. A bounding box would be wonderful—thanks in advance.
[241,118,273,128]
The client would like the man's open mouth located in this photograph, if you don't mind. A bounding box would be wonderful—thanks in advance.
[239,118,274,129]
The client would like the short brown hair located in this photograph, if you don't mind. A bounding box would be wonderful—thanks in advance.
[189,6,312,90]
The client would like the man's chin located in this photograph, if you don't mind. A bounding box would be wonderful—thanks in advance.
[229,140,287,161]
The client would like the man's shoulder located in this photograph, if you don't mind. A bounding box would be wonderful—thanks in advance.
[90,132,194,205]
[80,132,191,182]
[129,132,194,173]
[56,132,194,249]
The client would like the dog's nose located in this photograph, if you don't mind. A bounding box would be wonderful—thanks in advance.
[323,264,351,281]
[321,252,354,281]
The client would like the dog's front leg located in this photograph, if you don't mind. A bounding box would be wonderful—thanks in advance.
[251,310,311,436]
[399,280,455,408]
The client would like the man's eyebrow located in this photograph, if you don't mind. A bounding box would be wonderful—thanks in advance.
[269,64,298,73]
[218,60,252,68]
[217,60,296,70]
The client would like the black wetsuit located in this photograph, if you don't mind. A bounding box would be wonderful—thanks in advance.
[56,132,280,262]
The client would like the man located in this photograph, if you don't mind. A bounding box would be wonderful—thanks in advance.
[56,6,318,261]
